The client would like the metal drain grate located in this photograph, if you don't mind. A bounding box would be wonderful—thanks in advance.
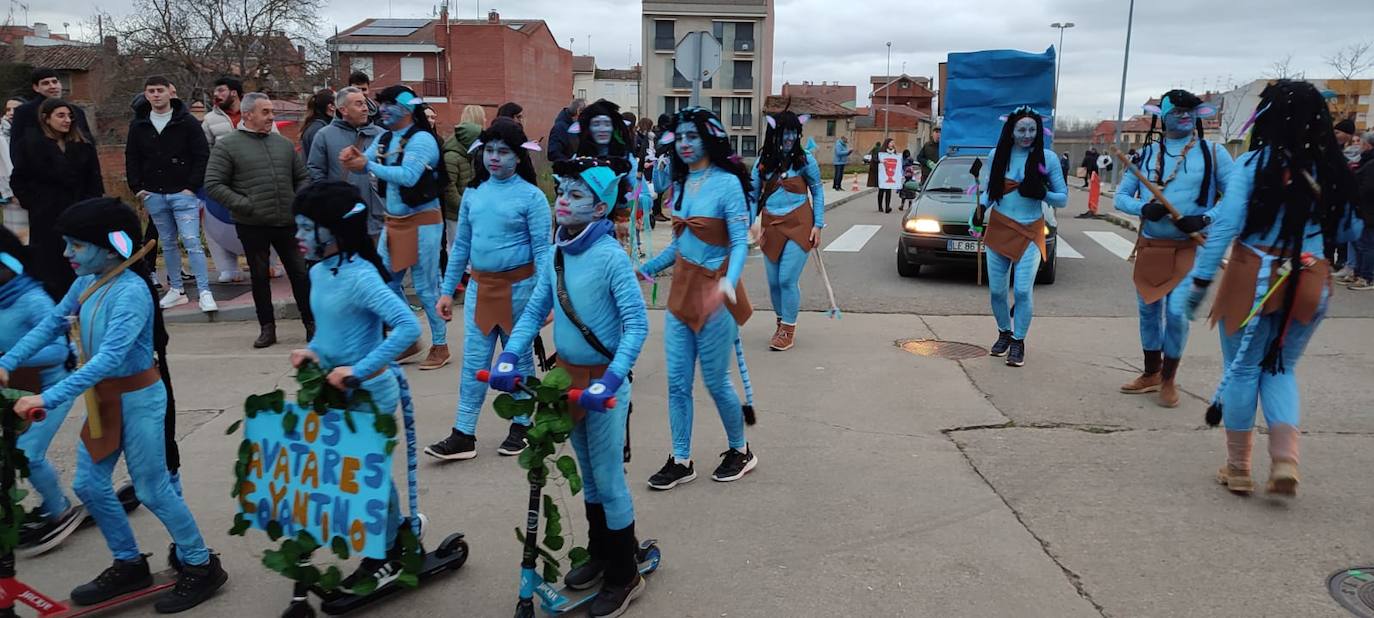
[896,339,988,360]
[1328,567,1374,617]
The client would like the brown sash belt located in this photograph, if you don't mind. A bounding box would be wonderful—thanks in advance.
[1210,243,1330,335]
[469,262,537,336]
[760,177,816,263]
[558,360,609,424]
[983,209,1047,263]
[1132,236,1197,304]
[83,365,161,462]
[385,208,444,272]
[667,256,751,333]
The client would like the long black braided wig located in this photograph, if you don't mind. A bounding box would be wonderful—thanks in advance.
[988,106,1048,204]
[757,109,808,180]
[54,198,181,473]
[293,181,392,281]
[1141,89,1215,207]
[1243,79,1357,373]
[575,99,634,158]
[664,107,752,212]
[469,118,539,187]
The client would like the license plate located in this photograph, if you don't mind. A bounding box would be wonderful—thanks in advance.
[947,240,980,253]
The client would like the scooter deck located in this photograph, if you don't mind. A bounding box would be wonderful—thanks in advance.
[41,567,178,618]
[540,540,660,615]
[317,533,469,615]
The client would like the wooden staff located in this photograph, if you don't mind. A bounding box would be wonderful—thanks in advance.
[70,240,157,439]
[1108,145,1204,245]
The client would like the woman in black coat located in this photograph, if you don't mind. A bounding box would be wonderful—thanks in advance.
[11,98,103,298]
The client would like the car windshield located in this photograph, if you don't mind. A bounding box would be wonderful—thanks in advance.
[924,158,980,193]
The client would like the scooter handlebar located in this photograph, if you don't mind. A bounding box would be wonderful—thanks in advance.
[20,407,45,422]
[473,373,615,408]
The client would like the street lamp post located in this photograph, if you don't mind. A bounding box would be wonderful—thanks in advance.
[884,41,892,141]
[1049,22,1075,116]
[1111,0,1135,187]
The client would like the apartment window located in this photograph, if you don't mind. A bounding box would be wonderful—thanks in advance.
[741,135,757,157]
[712,21,724,43]
[654,20,675,51]
[670,59,689,89]
[730,97,753,127]
[711,96,723,119]
[730,135,740,153]
[350,56,374,77]
[577,88,588,100]
[732,61,753,90]
[400,57,424,82]
[826,120,836,137]
[734,22,754,52]
[663,96,690,116]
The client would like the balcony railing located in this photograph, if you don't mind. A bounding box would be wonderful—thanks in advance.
[421,79,448,98]
[654,37,675,51]
[732,76,753,91]
[730,113,753,127]
[733,38,755,53]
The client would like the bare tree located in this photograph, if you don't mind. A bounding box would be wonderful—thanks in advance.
[1267,54,1304,80]
[1324,41,1374,120]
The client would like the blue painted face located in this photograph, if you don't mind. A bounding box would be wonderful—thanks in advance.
[554,177,603,227]
[62,236,117,276]
[1013,117,1038,149]
[483,139,519,180]
[675,121,704,165]
[294,215,335,261]
[1164,108,1195,138]
[781,129,799,154]
[379,103,410,130]
[590,115,614,146]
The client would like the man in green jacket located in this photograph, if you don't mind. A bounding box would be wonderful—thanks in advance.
[439,119,480,285]
[204,92,314,348]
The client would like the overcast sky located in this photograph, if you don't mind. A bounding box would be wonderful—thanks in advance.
[28,0,1374,120]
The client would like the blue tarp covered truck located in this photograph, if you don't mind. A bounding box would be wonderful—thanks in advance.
[940,46,1057,157]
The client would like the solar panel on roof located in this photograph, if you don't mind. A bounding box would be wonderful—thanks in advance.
[370,18,429,27]
[353,26,421,36]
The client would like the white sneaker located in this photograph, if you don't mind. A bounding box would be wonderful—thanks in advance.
[198,290,219,312]
[1333,267,1355,283]
[159,289,189,309]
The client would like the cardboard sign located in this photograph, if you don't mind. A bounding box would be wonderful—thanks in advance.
[878,153,903,189]
[239,403,393,556]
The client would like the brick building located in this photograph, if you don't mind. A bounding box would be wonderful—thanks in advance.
[329,9,573,160]
[869,74,934,117]
[763,95,857,163]
[780,81,857,109]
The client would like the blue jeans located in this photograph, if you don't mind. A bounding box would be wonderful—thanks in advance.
[987,243,1042,339]
[144,192,209,292]
[764,240,809,324]
[665,308,745,461]
[1355,224,1374,280]
[379,223,446,346]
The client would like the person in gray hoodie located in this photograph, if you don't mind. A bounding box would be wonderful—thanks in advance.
[307,86,384,237]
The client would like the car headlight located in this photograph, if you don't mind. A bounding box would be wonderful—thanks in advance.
[1043,225,1051,235]
[905,218,942,234]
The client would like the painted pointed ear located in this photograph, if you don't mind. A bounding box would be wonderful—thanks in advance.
[521,140,542,152]
[1142,104,1162,115]
[467,139,484,154]
[765,115,777,129]
[0,252,22,274]
[108,231,134,259]
[998,114,1010,122]
[797,114,811,125]
[567,122,582,135]
[624,119,634,126]
[1194,104,1218,119]
[1043,127,1055,139]
[658,131,675,145]
[343,203,367,219]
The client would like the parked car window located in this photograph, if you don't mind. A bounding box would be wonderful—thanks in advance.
[923,157,978,193]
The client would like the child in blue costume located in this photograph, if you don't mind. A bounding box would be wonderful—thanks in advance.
[0,228,85,556]
[572,99,646,251]
[426,119,551,461]
[749,110,825,351]
[489,156,651,617]
[972,106,1068,367]
[343,85,449,371]
[1,198,227,613]
[1115,90,1235,407]
[1176,80,1363,498]
[289,181,423,590]
[642,107,757,490]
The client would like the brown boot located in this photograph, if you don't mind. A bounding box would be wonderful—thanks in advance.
[418,344,451,370]
[1157,357,1181,408]
[1120,350,1163,393]
[1215,430,1255,495]
[396,341,423,364]
[1266,424,1300,497]
[769,323,795,351]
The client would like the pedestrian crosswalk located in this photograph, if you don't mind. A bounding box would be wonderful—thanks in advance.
[821,222,1144,263]
[824,225,883,252]
[1082,231,1137,260]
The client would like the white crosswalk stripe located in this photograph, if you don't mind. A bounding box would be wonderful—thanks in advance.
[1084,231,1137,260]
[1057,237,1084,259]
[824,224,882,253]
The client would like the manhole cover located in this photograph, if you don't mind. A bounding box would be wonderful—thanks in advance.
[896,339,988,360]
[1328,567,1374,616]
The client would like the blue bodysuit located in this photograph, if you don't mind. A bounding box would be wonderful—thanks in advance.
[506,226,648,530]
[750,153,826,325]
[0,274,75,518]
[1116,137,1234,358]
[442,173,552,434]
[0,271,210,566]
[306,254,420,556]
[642,165,751,460]
[978,147,1068,339]
[364,124,447,347]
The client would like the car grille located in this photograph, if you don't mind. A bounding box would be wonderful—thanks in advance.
[943,223,971,237]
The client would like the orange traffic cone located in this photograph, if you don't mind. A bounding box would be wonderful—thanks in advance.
[850,174,859,192]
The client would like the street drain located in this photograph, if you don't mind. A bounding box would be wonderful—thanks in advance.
[1328,567,1374,617]
[896,339,988,360]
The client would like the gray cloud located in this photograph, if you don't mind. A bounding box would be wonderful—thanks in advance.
[29,0,1374,119]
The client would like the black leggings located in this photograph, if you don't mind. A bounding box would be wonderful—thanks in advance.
[877,189,893,210]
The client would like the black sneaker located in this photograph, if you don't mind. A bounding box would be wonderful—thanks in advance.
[647,457,697,490]
[1074,211,1096,219]
[564,559,605,591]
[425,428,477,461]
[989,330,1013,357]
[154,553,227,613]
[70,555,154,606]
[1006,339,1026,367]
[711,447,758,482]
[497,423,529,456]
[17,504,85,557]
[589,573,645,618]
[340,556,402,594]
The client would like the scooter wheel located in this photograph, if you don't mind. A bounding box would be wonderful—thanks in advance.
[281,600,316,618]
[435,534,469,570]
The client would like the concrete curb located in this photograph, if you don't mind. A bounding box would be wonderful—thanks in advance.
[826,187,877,212]
[1099,211,1140,233]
